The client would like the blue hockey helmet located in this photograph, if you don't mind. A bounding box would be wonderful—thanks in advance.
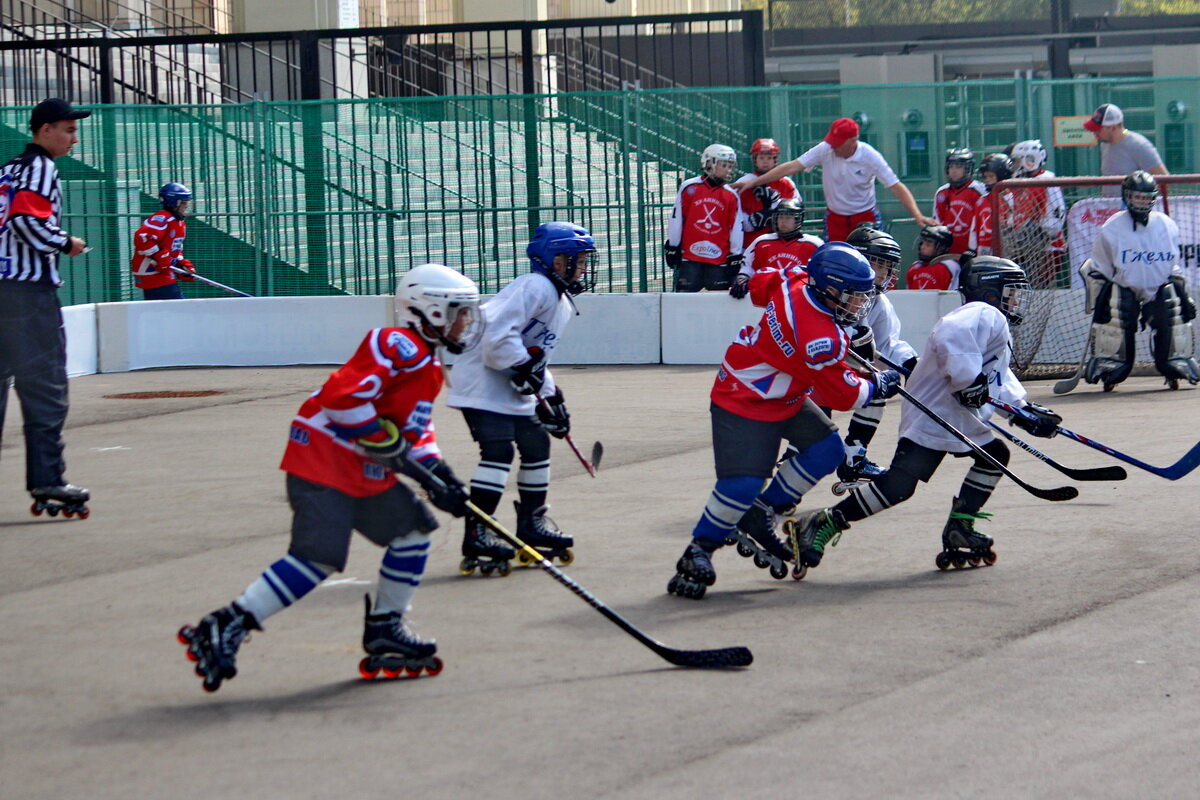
[527,221,597,295]
[806,241,875,325]
[159,182,192,211]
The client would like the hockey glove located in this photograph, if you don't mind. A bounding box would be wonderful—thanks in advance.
[510,352,547,396]
[901,356,919,378]
[1009,402,1061,439]
[356,419,410,472]
[663,241,683,269]
[421,459,470,517]
[728,273,750,300]
[870,369,902,400]
[953,373,990,409]
[849,324,876,364]
[753,185,780,209]
[176,258,196,281]
[536,388,571,439]
[725,254,744,273]
[745,210,770,231]
[959,249,976,271]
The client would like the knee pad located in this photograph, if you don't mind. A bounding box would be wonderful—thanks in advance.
[1150,279,1200,383]
[1086,282,1138,385]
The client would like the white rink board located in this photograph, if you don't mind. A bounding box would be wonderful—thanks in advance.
[62,303,97,378]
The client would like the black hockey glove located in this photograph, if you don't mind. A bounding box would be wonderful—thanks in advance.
[1009,402,1061,439]
[420,459,469,517]
[954,373,990,409]
[725,254,744,273]
[754,185,780,209]
[728,273,750,299]
[959,249,976,271]
[536,388,571,439]
[356,419,410,472]
[901,356,919,378]
[663,241,683,269]
[870,369,902,400]
[745,210,770,231]
[510,352,547,396]
[849,324,876,363]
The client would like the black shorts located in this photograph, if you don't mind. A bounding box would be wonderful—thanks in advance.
[285,474,437,571]
[711,399,837,479]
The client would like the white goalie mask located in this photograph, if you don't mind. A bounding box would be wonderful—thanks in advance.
[394,264,484,354]
[1011,140,1047,177]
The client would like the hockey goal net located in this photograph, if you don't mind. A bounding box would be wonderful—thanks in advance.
[993,175,1200,379]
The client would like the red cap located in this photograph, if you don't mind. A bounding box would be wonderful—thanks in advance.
[824,118,860,147]
[1083,103,1123,133]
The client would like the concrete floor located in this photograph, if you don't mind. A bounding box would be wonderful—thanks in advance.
[2,364,1198,799]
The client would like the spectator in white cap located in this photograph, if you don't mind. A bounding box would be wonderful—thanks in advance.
[1084,103,1168,195]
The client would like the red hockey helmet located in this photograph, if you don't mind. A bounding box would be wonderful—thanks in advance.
[750,138,780,157]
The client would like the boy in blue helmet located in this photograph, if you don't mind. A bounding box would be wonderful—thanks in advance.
[667,241,902,599]
[447,221,597,575]
[131,182,195,300]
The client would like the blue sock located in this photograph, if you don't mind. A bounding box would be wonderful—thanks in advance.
[691,475,764,545]
[761,431,842,508]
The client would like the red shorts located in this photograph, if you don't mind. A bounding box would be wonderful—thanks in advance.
[823,209,880,243]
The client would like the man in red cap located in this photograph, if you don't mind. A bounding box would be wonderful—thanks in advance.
[735,118,934,242]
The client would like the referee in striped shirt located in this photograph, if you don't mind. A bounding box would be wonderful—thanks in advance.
[0,98,91,505]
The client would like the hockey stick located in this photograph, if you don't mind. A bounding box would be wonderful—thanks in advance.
[537,396,600,477]
[987,399,1200,481]
[875,355,1125,482]
[1053,329,1092,396]
[851,352,1077,501]
[409,461,752,669]
[171,266,253,297]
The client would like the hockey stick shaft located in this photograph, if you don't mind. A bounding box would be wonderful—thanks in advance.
[1053,329,1092,396]
[853,352,1077,501]
[875,355,1123,482]
[987,399,1200,481]
[407,461,751,668]
[537,396,598,477]
[171,266,252,297]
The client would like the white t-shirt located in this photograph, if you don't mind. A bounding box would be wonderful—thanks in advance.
[445,273,572,416]
[798,141,899,215]
[1090,210,1180,304]
[898,302,1026,453]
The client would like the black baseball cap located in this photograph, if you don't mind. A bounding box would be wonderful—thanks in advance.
[29,98,91,132]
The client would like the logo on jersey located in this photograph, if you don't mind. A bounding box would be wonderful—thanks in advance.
[806,336,834,359]
[689,241,722,260]
[764,302,795,356]
[695,201,723,234]
[842,369,860,387]
[288,424,310,445]
[0,173,14,233]
[387,330,419,361]
[1120,248,1177,264]
[363,462,386,481]
[405,400,434,434]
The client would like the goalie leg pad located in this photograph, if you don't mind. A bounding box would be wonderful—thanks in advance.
[1086,281,1138,386]
[1149,278,1200,384]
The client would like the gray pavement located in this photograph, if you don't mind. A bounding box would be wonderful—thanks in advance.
[2,365,1199,799]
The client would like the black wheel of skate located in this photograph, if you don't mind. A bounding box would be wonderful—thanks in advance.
[968,555,982,567]
[791,563,808,581]
[559,549,574,567]
[952,553,967,569]
[752,553,768,569]
[195,664,207,678]
[358,658,380,680]
[983,550,998,566]
[687,583,706,600]
[425,657,444,676]
[667,575,681,595]
[481,564,495,576]
[1103,382,1115,393]
[498,561,512,577]
[1168,379,1180,391]
[769,562,788,580]
[935,552,952,571]
[457,558,476,577]
[202,676,221,692]
[47,506,60,517]
[736,540,754,558]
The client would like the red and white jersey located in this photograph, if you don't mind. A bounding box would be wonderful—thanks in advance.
[933,180,986,253]
[739,232,824,280]
[711,268,874,421]
[280,327,444,498]
[667,176,744,265]
[968,188,1014,256]
[131,211,187,289]
[1007,169,1065,250]
[907,256,961,291]
[736,172,798,248]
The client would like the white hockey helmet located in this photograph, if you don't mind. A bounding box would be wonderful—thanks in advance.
[394,264,483,354]
[1011,140,1047,177]
[701,143,737,179]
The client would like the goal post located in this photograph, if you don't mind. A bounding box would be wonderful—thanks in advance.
[991,174,1200,380]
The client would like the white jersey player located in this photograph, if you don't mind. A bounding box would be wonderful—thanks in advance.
[446,222,598,573]
[788,257,1066,574]
[1083,171,1199,390]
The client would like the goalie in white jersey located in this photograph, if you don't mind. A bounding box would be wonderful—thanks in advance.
[788,257,1065,573]
[1083,170,1199,391]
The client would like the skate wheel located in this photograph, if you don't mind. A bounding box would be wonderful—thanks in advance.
[480,564,495,576]
[30,502,42,516]
[358,658,380,680]
[667,575,681,595]
[382,665,406,679]
[47,506,60,517]
[968,555,982,567]
[425,657,444,676]
[983,550,998,566]
[952,553,967,569]
[752,553,768,569]
[791,563,808,581]
[177,625,195,645]
[498,560,512,577]
[769,562,788,580]
[558,549,574,567]
[831,483,848,497]
[404,664,423,677]
[1103,382,1115,393]
[76,507,90,520]
[935,552,952,571]
[735,540,754,558]
[202,677,221,692]
[458,558,476,577]
[516,550,534,566]
[62,507,75,518]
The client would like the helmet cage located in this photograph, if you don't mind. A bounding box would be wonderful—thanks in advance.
[771,199,805,240]
[945,149,975,187]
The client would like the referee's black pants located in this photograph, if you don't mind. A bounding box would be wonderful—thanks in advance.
[0,285,69,490]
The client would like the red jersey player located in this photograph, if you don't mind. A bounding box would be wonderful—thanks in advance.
[664,143,745,292]
[907,225,961,290]
[1007,139,1066,282]
[667,243,902,599]
[131,182,195,300]
[177,264,482,692]
[933,149,986,254]
[728,198,823,299]
[968,153,1015,257]
[737,138,798,249]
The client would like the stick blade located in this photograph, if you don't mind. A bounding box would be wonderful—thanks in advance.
[1064,465,1127,482]
[590,441,603,471]
[658,645,753,669]
[1033,485,1079,501]
[1052,376,1081,395]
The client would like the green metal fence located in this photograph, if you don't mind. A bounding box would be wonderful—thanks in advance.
[4,73,1196,305]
